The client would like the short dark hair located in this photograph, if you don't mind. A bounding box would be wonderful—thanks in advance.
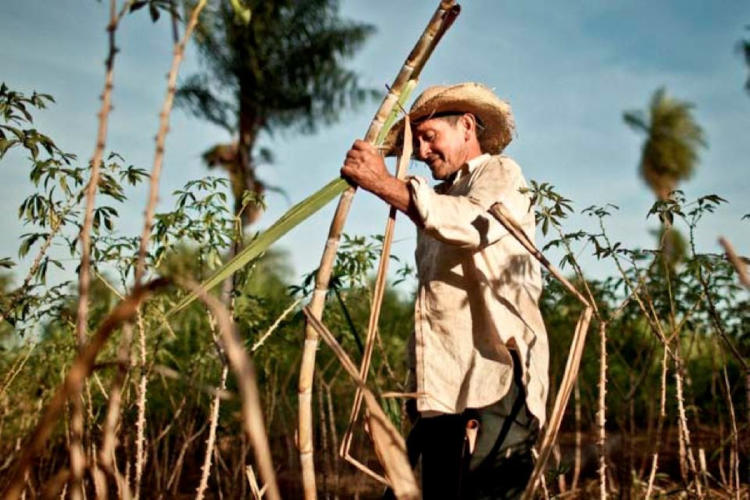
[430,112,485,138]
[434,113,462,126]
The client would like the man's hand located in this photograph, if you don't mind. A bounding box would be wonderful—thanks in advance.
[341,139,391,193]
[340,139,419,225]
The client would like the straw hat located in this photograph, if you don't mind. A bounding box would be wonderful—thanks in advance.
[382,82,515,156]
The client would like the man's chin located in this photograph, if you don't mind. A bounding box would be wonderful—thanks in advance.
[431,167,451,181]
[427,164,443,179]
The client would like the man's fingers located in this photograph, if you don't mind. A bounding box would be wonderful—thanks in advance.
[345,151,364,166]
[352,139,375,153]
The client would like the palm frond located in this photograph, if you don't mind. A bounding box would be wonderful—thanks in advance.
[623,110,648,133]
[176,74,236,133]
[625,87,707,199]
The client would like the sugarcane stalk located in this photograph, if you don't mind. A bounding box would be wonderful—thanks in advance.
[298,2,460,497]
[303,308,419,499]
[485,203,595,500]
[527,307,593,500]
[341,116,412,461]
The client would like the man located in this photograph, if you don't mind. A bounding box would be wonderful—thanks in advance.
[341,82,548,499]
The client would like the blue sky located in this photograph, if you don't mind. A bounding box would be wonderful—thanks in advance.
[1,0,749,291]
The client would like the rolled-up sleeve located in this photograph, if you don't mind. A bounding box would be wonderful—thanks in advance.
[407,156,531,249]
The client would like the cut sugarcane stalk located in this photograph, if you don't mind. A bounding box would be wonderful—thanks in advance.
[340,115,413,470]
[299,2,460,497]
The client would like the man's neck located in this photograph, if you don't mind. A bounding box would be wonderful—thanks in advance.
[455,152,489,181]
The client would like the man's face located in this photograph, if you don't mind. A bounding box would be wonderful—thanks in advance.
[413,115,473,181]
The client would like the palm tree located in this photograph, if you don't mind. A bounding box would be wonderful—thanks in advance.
[177,0,376,224]
[623,87,707,201]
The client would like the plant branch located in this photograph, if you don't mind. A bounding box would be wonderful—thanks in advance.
[486,203,595,500]
[71,1,125,493]
[134,0,207,286]
[1,278,168,500]
[178,278,281,500]
[303,307,419,499]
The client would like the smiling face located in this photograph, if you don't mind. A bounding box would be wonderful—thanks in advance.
[412,113,482,181]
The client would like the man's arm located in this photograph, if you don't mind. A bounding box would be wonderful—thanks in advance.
[405,156,532,250]
[341,140,422,225]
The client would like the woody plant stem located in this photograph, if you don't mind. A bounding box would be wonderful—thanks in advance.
[71,2,134,496]
[485,203,595,500]
[131,3,207,496]
[180,279,281,500]
[297,2,460,497]
[1,279,168,500]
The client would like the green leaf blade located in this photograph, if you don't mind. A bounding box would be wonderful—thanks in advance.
[167,176,349,315]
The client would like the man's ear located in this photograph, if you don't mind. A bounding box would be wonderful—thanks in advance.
[461,113,476,140]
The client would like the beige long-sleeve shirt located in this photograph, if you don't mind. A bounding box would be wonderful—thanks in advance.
[407,153,549,426]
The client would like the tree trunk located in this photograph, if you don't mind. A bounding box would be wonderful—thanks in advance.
[235,96,264,225]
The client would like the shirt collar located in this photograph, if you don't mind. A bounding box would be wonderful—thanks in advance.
[454,153,490,182]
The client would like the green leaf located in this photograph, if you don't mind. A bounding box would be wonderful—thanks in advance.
[229,0,252,25]
[168,176,349,315]
[18,232,45,258]
[149,2,160,22]
[130,0,147,12]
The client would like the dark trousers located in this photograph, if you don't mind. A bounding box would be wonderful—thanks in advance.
[389,353,539,500]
